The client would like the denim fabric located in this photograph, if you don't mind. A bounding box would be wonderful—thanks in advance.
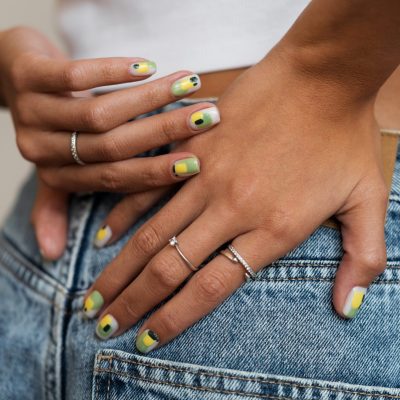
[1,101,400,399]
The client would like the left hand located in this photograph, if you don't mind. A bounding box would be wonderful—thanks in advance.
[83,49,389,351]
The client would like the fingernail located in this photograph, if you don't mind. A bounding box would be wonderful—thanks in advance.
[189,107,220,130]
[343,286,367,318]
[173,157,200,177]
[171,74,201,97]
[136,329,159,353]
[94,225,112,248]
[130,60,157,76]
[96,314,119,340]
[83,290,104,318]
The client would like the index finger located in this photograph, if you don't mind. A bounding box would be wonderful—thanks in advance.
[25,55,157,92]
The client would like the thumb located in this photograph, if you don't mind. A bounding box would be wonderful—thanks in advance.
[333,180,388,319]
[31,179,69,261]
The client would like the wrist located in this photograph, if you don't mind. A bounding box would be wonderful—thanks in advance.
[268,0,400,104]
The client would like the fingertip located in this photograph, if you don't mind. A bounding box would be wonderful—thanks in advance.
[94,225,113,248]
[187,105,220,131]
[172,155,201,178]
[136,328,160,354]
[129,60,157,77]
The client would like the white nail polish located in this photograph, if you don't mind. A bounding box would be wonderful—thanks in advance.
[343,286,367,318]
[94,225,112,248]
[189,107,220,130]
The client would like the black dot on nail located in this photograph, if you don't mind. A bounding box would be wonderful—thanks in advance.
[103,324,111,332]
[190,76,198,82]
[133,64,140,69]
[84,307,87,312]
[148,330,159,341]
[195,119,204,125]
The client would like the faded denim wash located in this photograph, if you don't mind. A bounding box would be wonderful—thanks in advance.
[1,102,400,400]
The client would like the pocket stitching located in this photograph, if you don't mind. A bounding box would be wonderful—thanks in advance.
[96,354,400,399]
[94,367,292,400]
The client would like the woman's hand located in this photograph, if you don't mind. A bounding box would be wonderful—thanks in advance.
[82,48,388,350]
[0,27,220,259]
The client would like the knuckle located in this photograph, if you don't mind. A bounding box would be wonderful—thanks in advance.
[140,166,165,188]
[98,134,124,161]
[360,251,387,274]
[118,296,142,321]
[156,310,180,335]
[99,164,124,191]
[157,115,178,143]
[192,269,229,303]
[82,102,111,132]
[14,94,34,125]
[62,63,85,90]
[38,168,57,189]
[10,56,27,91]
[148,254,184,289]
[144,85,164,111]
[132,224,164,256]
[16,132,40,163]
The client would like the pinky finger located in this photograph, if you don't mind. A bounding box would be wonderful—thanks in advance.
[94,187,171,248]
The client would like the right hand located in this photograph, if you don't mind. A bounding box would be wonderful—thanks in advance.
[0,27,220,259]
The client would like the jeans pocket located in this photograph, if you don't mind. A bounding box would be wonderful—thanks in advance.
[92,349,400,400]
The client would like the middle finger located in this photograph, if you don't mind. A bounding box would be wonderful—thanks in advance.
[29,71,201,132]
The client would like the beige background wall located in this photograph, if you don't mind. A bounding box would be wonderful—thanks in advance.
[0,0,61,222]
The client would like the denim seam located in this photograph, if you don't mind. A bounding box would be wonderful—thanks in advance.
[97,355,400,399]
[106,357,113,400]
[94,368,293,400]
[95,355,400,399]
[95,368,400,400]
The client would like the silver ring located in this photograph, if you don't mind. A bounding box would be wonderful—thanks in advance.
[227,244,258,281]
[71,131,86,165]
[169,236,198,272]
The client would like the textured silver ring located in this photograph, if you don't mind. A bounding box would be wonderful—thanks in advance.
[71,131,86,165]
[169,236,198,272]
[227,244,258,281]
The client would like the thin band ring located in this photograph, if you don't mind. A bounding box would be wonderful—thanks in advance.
[219,248,251,281]
[169,236,198,272]
[71,131,86,165]
[227,244,258,281]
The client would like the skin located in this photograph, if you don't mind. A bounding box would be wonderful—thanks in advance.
[83,0,400,349]
[0,27,220,259]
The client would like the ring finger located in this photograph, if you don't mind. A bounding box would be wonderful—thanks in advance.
[24,103,219,166]
[88,210,236,339]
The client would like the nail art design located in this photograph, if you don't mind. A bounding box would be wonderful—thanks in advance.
[94,225,112,248]
[130,61,157,76]
[136,329,159,353]
[343,286,367,318]
[83,290,104,318]
[171,74,201,97]
[96,314,119,340]
[173,157,200,177]
[189,107,220,130]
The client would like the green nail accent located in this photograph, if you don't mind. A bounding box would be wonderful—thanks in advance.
[136,329,159,353]
[130,60,157,76]
[173,157,200,177]
[83,290,104,318]
[171,74,201,97]
[189,107,220,130]
[95,314,119,340]
[343,286,367,319]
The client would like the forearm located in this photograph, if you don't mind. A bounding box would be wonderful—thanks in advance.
[274,0,400,101]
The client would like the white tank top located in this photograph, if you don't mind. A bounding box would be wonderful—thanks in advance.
[57,0,309,80]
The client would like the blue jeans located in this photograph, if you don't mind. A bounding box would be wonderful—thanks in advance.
[1,102,400,399]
